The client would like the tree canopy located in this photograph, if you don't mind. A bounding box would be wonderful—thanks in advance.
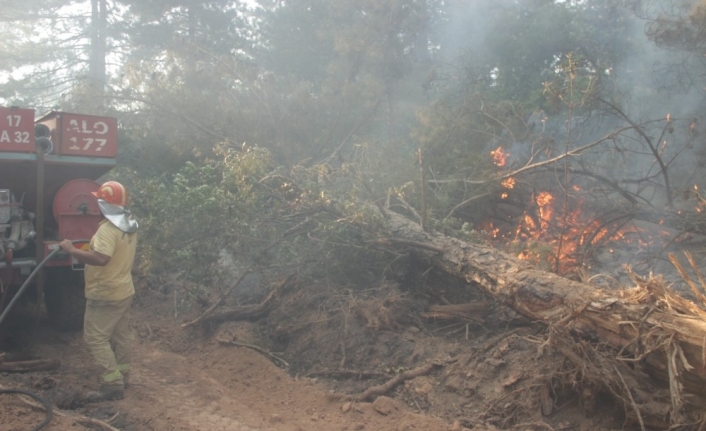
[2,0,706,281]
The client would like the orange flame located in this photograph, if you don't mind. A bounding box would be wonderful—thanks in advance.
[480,222,501,239]
[536,192,554,231]
[475,149,687,273]
[490,146,508,167]
[480,186,659,275]
[501,177,516,189]
[536,191,553,207]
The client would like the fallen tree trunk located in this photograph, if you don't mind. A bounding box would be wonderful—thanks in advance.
[383,210,706,428]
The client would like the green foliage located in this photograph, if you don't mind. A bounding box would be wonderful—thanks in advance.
[435,218,486,244]
[645,0,706,54]
[0,1,90,107]
[408,73,527,225]
[127,145,276,286]
[5,0,704,286]
[542,53,601,114]
[119,139,395,300]
[121,0,249,55]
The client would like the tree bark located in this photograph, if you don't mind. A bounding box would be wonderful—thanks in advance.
[89,0,107,109]
[384,210,706,427]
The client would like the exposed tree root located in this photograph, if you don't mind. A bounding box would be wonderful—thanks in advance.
[181,268,253,328]
[512,421,555,431]
[306,370,393,380]
[355,361,443,402]
[182,215,311,328]
[183,273,297,327]
[217,331,289,368]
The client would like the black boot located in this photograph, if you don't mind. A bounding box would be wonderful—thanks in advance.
[86,381,125,402]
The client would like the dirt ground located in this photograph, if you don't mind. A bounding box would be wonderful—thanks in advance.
[0,268,634,431]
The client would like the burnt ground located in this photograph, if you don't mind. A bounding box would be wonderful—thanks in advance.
[0,263,650,431]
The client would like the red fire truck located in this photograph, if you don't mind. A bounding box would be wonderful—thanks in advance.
[0,106,118,330]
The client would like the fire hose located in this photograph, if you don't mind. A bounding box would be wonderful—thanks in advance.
[0,388,53,431]
[0,240,86,430]
[0,247,61,327]
[0,240,86,327]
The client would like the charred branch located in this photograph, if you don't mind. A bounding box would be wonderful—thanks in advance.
[599,98,674,207]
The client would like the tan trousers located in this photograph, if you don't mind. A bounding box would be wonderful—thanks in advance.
[83,295,134,383]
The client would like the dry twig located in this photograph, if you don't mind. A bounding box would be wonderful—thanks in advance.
[613,365,646,431]
[182,218,309,328]
[181,268,252,327]
[355,362,443,401]
[668,253,706,305]
[685,251,706,297]
[217,332,289,369]
[512,422,555,431]
[421,302,490,324]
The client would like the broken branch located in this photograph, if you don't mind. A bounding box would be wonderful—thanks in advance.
[355,362,442,402]
[0,359,60,373]
[217,335,289,368]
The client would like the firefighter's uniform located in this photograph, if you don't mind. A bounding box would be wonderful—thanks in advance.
[84,218,137,387]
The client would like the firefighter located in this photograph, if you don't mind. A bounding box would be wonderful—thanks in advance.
[59,180,139,402]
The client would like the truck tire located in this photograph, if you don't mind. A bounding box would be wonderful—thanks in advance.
[44,268,86,331]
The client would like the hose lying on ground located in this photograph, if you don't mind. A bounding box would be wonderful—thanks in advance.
[0,388,53,431]
[0,240,88,430]
[0,247,59,431]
